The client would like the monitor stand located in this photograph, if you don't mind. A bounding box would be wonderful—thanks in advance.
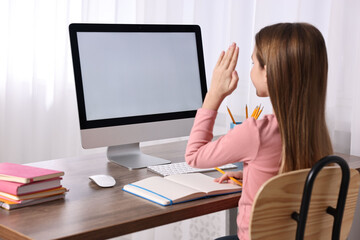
[107,143,171,170]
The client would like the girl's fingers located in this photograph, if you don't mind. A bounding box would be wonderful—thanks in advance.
[214,171,243,185]
[215,51,225,67]
[228,46,239,70]
[229,71,239,90]
[222,43,236,68]
[214,174,229,183]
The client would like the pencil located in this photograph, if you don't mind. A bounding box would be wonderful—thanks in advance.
[255,106,264,119]
[226,106,236,124]
[215,167,243,187]
[245,105,248,119]
[251,105,258,118]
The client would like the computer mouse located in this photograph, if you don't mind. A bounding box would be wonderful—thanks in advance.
[89,174,116,188]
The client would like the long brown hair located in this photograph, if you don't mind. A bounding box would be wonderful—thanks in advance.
[255,23,333,173]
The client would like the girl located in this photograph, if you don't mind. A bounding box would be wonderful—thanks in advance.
[185,23,333,240]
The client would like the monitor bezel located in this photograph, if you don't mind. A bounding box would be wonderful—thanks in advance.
[69,23,207,130]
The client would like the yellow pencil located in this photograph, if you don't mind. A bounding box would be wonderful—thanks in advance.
[251,105,258,118]
[215,167,243,187]
[245,105,248,119]
[255,106,264,120]
[226,106,236,124]
[252,104,263,119]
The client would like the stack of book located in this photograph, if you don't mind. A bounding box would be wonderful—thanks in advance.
[0,162,67,210]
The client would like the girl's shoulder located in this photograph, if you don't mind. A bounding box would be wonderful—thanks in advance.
[244,114,278,128]
[230,114,278,138]
[238,114,279,138]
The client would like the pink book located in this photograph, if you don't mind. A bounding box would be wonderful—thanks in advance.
[0,187,67,201]
[0,177,62,195]
[0,162,64,184]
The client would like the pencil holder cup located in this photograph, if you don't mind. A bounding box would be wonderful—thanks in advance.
[230,122,242,130]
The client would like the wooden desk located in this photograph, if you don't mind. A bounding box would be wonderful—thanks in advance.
[0,140,241,240]
[1,140,359,240]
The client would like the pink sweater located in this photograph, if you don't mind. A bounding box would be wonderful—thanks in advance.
[185,108,282,239]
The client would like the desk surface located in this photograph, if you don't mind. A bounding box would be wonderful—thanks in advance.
[0,140,241,240]
[1,140,360,240]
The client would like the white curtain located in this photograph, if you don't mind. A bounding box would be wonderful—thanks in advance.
[1,0,360,239]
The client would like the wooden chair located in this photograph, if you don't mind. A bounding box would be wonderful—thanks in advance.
[249,155,360,240]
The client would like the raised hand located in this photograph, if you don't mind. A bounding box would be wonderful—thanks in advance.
[203,43,239,110]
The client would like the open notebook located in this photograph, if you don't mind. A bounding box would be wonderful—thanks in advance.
[123,173,242,206]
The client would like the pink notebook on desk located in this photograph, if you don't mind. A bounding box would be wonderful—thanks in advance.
[0,162,64,184]
[0,177,62,195]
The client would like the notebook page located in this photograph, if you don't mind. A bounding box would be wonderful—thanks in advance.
[123,176,206,205]
[165,173,241,196]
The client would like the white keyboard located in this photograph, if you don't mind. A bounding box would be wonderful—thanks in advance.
[147,162,237,177]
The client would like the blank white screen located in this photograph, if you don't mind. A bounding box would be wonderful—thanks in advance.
[77,32,203,121]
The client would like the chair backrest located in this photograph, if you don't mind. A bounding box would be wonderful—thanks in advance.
[249,157,360,240]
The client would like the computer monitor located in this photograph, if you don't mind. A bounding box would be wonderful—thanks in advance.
[69,23,207,169]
